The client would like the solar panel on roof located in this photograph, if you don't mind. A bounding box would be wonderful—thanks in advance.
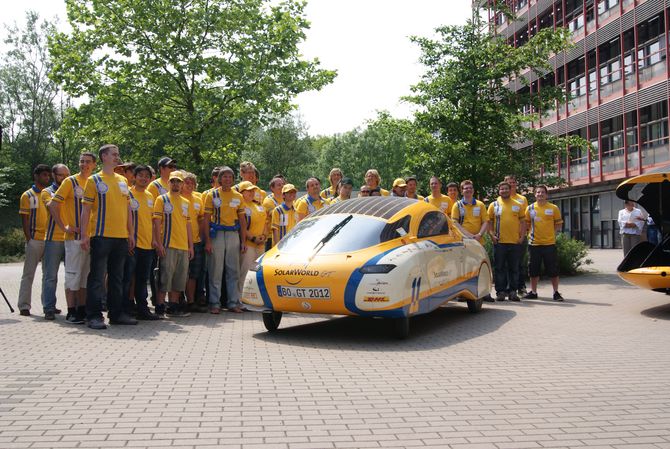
[310,197,417,220]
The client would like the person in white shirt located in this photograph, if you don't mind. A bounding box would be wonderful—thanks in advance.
[618,200,645,256]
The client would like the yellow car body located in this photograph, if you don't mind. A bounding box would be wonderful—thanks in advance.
[616,172,670,293]
[242,197,492,336]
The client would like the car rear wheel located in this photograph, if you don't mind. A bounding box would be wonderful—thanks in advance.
[262,311,282,332]
[466,298,483,313]
[392,317,410,339]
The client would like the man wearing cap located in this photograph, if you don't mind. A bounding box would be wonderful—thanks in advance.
[204,166,247,314]
[405,176,424,201]
[153,171,194,317]
[122,164,160,320]
[148,157,176,198]
[391,178,407,197]
[331,178,353,204]
[451,180,488,242]
[424,176,453,215]
[296,177,328,221]
[272,184,299,245]
[80,144,136,329]
[50,152,97,321]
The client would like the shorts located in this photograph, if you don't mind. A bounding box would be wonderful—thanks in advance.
[160,248,189,293]
[528,244,558,278]
[188,241,205,279]
[64,239,90,290]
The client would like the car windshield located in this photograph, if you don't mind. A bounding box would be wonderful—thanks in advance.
[277,214,388,254]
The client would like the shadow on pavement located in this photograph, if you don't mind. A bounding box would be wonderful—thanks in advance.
[0,318,21,325]
[641,301,670,320]
[252,304,516,351]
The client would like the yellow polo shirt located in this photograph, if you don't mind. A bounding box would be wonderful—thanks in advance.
[51,173,88,240]
[153,192,192,251]
[243,200,268,249]
[451,199,488,236]
[183,192,204,244]
[19,185,47,241]
[295,195,329,216]
[487,197,524,244]
[82,172,130,239]
[233,183,267,204]
[271,203,298,243]
[204,188,244,227]
[129,187,154,250]
[525,202,563,246]
[42,184,65,242]
[320,185,338,200]
[147,178,169,198]
[425,194,453,215]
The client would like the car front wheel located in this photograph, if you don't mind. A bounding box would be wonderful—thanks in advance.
[262,311,282,332]
[392,317,410,339]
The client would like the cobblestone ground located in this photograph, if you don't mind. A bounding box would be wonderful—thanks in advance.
[1,249,669,449]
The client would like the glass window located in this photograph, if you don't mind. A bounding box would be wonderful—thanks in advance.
[277,214,388,254]
[417,212,449,238]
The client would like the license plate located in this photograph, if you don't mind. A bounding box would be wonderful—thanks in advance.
[276,286,331,299]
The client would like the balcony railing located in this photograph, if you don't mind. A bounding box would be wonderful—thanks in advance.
[641,136,670,166]
[602,146,625,173]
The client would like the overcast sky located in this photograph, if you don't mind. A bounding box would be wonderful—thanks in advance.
[2,0,472,136]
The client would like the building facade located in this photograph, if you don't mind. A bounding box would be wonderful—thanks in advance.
[487,0,669,248]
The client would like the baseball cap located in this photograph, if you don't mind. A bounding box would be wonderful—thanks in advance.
[393,178,407,188]
[238,181,259,192]
[282,183,297,194]
[158,157,177,168]
[340,177,353,187]
[169,171,184,182]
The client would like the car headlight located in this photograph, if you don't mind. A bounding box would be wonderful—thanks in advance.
[359,264,396,274]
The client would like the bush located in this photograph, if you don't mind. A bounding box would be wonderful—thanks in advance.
[481,232,592,277]
[0,228,26,263]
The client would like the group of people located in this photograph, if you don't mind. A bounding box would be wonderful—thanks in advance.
[17,147,566,329]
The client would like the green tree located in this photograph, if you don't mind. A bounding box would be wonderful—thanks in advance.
[406,5,585,197]
[241,115,317,187]
[49,0,336,175]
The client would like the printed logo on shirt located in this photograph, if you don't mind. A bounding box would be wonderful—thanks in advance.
[74,186,84,198]
[212,197,222,208]
[118,182,129,195]
[96,182,109,194]
[130,199,140,211]
[163,202,174,214]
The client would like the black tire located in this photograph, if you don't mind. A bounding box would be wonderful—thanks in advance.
[262,311,282,332]
[467,298,483,313]
[393,317,410,339]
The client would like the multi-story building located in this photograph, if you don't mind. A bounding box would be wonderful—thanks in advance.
[486,0,668,248]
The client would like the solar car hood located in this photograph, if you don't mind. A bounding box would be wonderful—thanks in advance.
[616,172,670,235]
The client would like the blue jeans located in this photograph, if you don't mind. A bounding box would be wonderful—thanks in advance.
[41,240,65,313]
[494,243,520,296]
[86,237,128,321]
[123,247,155,314]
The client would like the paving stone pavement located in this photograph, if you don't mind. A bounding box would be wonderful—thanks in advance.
[1,249,670,449]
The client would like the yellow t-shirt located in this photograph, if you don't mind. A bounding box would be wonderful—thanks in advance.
[203,188,244,227]
[320,185,337,200]
[525,202,563,246]
[425,194,453,215]
[19,185,47,241]
[513,193,529,211]
[147,178,169,198]
[487,197,524,244]
[295,195,329,216]
[129,187,155,250]
[233,183,267,204]
[243,200,268,248]
[82,172,130,239]
[153,192,192,251]
[451,199,488,236]
[183,192,204,244]
[262,193,281,213]
[51,173,88,240]
[41,184,65,242]
[271,203,298,243]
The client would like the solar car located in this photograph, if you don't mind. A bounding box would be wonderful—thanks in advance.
[616,172,670,293]
[241,196,492,338]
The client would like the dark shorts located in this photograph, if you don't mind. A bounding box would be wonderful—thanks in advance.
[529,244,558,278]
[188,241,205,279]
